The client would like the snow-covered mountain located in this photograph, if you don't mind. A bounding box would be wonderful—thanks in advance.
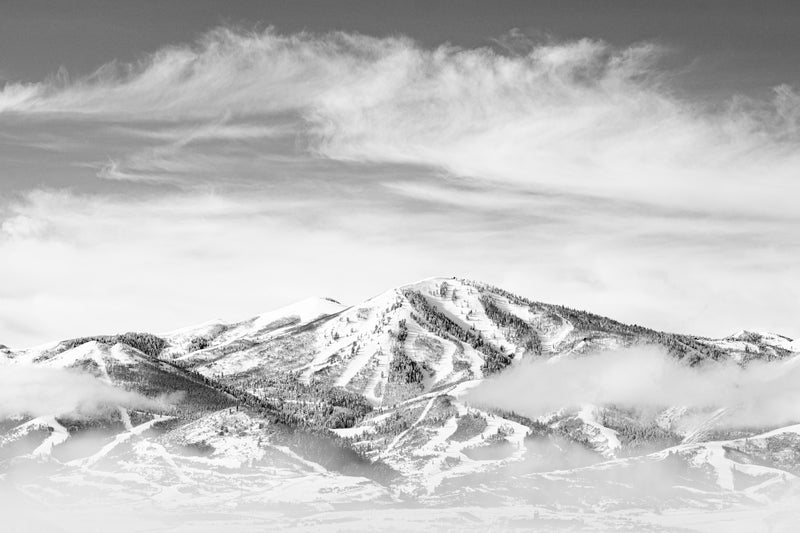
[2,277,799,532]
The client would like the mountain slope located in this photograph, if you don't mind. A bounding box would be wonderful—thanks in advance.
[2,276,800,530]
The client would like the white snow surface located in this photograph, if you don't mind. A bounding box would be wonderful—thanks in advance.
[577,404,621,455]
[5,277,800,532]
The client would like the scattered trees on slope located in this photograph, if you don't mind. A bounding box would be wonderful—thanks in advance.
[402,289,512,374]
[480,295,542,356]
[106,358,234,418]
[461,279,730,366]
[174,366,374,430]
[187,336,211,352]
[58,332,167,358]
[388,344,425,384]
[387,317,433,386]
[599,409,682,456]
[275,426,398,484]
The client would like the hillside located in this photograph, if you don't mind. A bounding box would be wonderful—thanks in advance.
[2,277,800,531]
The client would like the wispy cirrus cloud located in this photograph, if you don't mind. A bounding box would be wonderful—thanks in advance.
[0,27,798,347]
[0,27,798,208]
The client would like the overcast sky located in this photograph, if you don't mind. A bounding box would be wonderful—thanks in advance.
[1,0,798,347]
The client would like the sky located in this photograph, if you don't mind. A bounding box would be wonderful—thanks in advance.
[0,0,798,348]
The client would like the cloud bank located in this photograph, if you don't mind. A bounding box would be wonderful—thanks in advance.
[0,364,176,417]
[467,347,800,428]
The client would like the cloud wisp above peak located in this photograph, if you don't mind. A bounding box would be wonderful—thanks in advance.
[0,26,798,347]
[0,26,797,210]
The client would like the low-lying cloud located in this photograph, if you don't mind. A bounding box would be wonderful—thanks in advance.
[467,347,800,429]
[0,364,177,417]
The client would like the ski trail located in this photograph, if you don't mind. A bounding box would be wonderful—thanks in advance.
[147,441,191,483]
[271,445,328,474]
[298,337,352,384]
[103,345,136,433]
[118,406,134,431]
[385,395,437,454]
[577,404,621,456]
[423,335,456,386]
[542,315,574,353]
[363,347,390,406]
[334,343,372,387]
[31,416,70,457]
[72,415,172,468]
[682,408,728,444]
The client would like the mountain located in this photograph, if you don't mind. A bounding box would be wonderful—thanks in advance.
[2,277,799,532]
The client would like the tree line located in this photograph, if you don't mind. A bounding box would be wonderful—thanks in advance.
[388,321,427,384]
[402,289,512,374]
[480,295,543,356]
[57,332,167,358]
[460,279,731,366]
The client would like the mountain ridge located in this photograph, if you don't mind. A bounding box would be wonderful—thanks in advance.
[2,276,800,530]
[3,276,795,354]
